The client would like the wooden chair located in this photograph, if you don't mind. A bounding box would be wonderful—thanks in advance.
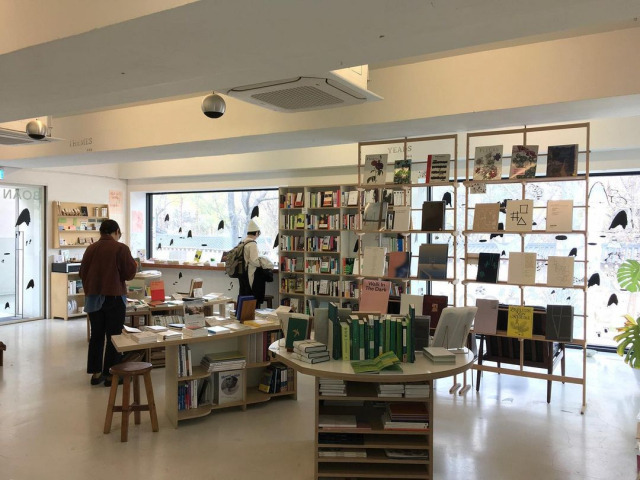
[104,361,159,442]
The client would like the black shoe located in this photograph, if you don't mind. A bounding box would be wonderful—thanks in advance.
[90,373,104,386]
[104,376,124,387]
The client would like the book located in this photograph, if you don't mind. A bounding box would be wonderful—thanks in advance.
[505,199,533,231]
[351,351,401,374]
[319,414,358,428]
[400,294,423,316]
[507,252,537,285]
[393,159,411,184]
[293,340,328,353]
[361,246,387,276]
[292,352,330,364]
[476,252,500,283]
[215,370,243,404]
[207,325,231,335]
[238,298,257,321]
[547,256,575,287]
[473,145,503,181]
[391,205,411,231]
[150,280,165,302]
[285,315,311,351]
[417,243,448,280]
[426,154,451,183]
[293,347,330,359]
[313,307,330,346]
[546,144,578,177]
[420,201,445,231]
[473,299,499,335]
[346,190,359,206]
[431,306,476,349]
[363,153,388,185]
[422,295,448,330]
[123,330,158,344]
[181,325,208,337]
[545,304,574,342]
[423,346,455,363]
[472,203,500,231]
[358,279,391,314]
[362,202,388,231]
[509,145,539,179]
[506,305,534,338]
[546,200,573,231]
[387,251,411,278]
[143,325,167,333]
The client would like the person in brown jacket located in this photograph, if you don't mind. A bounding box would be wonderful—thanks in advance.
[80,219,138,386]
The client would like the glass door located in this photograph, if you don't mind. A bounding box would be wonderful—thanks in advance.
[0,184,45,322]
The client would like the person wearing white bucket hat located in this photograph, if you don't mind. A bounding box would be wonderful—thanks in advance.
[238,219,262,298]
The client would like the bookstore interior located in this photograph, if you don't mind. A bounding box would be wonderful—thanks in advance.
[1,3,640,480]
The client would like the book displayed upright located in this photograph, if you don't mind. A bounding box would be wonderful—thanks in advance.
[400,294,424,315]
[545,304,574,342]
[505,199,533,232]
[472,203,500,231]
[506,305,534,338]
[509,145,539,179]
[546,144,578,177]
[362,202,388,231]
[426,154,451,183]
[358,279,391,314]
[476,252,500,283]
[507,252,537,285]
[361,246,387,277]
[422,295,448,330]
[474,298,499,335]
[473,145,503,181]
[547,256,575,287]
[215,370,244,404]
[417,244,448,280]
[150,280,165,302]
[421,201,445,231]
[390,206,411,231]
[285,315,311,351]
[546,200,573,231]
[387,251,411,278]
[393,159,411,184]
[364,154,388,185]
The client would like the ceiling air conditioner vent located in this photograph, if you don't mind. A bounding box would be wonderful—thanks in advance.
[226,67,382,112]
[0,127,63,146]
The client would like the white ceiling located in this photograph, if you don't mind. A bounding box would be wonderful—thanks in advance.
[2,0,639,123]
[1,0,640,168]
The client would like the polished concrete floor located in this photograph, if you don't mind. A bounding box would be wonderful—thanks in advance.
[0,318,638,480]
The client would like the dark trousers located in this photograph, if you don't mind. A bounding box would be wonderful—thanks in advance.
[87,296,125,375]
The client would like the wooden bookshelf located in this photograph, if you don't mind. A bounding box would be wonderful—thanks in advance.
[52,201,109,248]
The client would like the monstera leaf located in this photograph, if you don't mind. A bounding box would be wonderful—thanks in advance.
[614,314,640,368]
[617,260,640,292]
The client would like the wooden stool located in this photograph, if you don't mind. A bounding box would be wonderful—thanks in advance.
[263,295,274,308]
[0,341,5,366]
[104,361,159,442]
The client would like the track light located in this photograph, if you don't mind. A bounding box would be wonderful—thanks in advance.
[26,119,47,140]
[201,92,226,118]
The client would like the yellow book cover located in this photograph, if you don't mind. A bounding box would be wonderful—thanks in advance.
[506,305,533,338]
[340,321,350,361]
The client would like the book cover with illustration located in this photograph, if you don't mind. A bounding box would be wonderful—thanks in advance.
[393,159,411,184]
[509,145,539,179]
[473,145,503,181]
[364,154,388,185]
[506,305,534,338]
[476,252,500,283]
[417,244,448,280]
[387,251,411,278]
[546,144,578,177]
[545,304,574,342]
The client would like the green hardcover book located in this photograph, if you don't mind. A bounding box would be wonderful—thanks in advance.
[396,318,402,358]
[340,321,350,361]
[373,316,381,357]
[349,317,359,360]
[407,306,415,363]
[358,319,365,360]
[384,317,391,352]
[285,315,309,351]
[368,317,375,359]
[401,319,408,362]
[328,302,341,360]
[389,318,397,356]
[377,319,384,356]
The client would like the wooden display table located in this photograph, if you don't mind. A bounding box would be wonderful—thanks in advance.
[112,323,295,428]
[270,344,475,480]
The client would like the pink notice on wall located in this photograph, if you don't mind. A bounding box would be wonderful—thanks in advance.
[109,190,123,215]
[131,210,144,233]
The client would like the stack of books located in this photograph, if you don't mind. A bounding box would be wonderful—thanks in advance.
[121,325,157,344]
[422,346,456,364]
[318,448,367,458]
[200,351,246,373]
[381,403,430,431]
[319,378,346,396]
[181,325,208,338]
[318,414,358,428]
[376,383,404,398]
[292,340,329,364]
[404,383,430,398]
[384,449,429,460]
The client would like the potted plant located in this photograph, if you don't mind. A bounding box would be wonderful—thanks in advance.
[614,259,640,368]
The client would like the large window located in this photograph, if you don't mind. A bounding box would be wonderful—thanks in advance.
[148,189,279,266]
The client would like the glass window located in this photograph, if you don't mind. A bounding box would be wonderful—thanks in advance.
[148,189,279,265]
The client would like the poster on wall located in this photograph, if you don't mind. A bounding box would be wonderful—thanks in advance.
[109,190,123,215]
[132,210,144,233]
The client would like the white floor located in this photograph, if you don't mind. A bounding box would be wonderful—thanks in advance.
[0,318,638,480]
